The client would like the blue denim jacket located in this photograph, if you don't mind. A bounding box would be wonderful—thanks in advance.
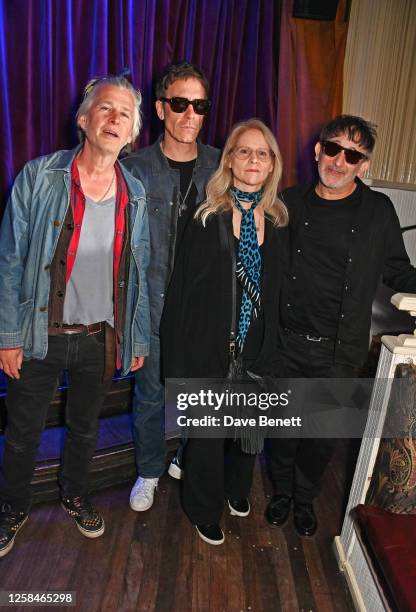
[0,147,150,375]
[122,136,220,333]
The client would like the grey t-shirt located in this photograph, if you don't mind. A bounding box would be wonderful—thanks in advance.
[63,195,115,326]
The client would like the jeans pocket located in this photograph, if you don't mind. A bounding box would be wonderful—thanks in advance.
[87,330,105,347]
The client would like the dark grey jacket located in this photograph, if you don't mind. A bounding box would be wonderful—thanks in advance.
[122,137,220,333]
[280,179,416,367]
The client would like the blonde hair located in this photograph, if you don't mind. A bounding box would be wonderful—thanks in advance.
[196,118,288,226]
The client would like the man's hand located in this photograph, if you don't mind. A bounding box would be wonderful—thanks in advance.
[0,348,24,379]
[130,356,145,372]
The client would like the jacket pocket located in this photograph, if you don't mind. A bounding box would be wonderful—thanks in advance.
[146,195,167,246]
[19,298,34,350]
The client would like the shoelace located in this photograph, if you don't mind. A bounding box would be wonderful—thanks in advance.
[71,497,95,519]
[136,479,157,495]
[0,505,23,536]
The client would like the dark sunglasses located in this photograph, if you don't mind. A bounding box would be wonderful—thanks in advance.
[159,96,211,115]
[320,140,368,165]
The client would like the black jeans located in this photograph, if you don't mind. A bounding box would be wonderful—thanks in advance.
[268,331,357,504]
[0,332,111,513]
[183,438,256,524]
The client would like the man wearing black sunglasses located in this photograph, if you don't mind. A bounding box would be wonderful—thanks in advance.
[122,62,220,513]
[266,114,416,537]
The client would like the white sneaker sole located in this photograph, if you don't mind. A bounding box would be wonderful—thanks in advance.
[129,497,154,512]
[195,526,225,545]
[168,462,183,480]
[228,499,250,517]
[0,514,28,558]
[77,519,105,539]
[61,503,105,538]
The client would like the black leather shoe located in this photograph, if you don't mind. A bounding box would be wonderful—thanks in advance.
[293,503,317,537]
[265,494,292,527]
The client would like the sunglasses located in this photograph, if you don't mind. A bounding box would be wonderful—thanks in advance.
[320,140,368,165]
[159,96,211,115]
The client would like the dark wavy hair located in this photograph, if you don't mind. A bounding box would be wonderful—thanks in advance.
[155,61,210,99]
[320,115,377,154]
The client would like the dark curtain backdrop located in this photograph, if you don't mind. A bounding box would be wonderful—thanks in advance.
[277,0,349,185]
[0,0,281,211]
[0,0,348,214]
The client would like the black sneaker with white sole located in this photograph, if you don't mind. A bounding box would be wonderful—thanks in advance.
[61,496,105,538]
[228,498,250,517]
[196,524,225,545]
[168,454,183,480]
[0,503,29,558]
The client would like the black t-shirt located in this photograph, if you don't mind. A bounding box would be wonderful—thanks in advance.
[287,183,362,338]
[166,157,198,257]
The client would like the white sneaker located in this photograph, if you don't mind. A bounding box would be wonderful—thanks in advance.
[129,477,159,511]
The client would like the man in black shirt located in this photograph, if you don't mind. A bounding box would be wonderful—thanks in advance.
[266,115,416,536]
[122,62,220,512]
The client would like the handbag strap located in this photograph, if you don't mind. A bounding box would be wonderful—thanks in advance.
[219,214,237,356]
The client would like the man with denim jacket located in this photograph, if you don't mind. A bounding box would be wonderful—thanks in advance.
[0,76,150,557]
[122,62,220,511]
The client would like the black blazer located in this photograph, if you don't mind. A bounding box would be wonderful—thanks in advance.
[161,211,288,379]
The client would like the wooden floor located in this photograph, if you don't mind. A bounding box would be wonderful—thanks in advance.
[1,443,358,612]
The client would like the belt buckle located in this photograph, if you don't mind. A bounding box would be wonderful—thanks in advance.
[306,334,322,342]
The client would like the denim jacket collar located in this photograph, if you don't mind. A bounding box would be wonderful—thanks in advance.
[150,134,218,176]
[43,145,145,202]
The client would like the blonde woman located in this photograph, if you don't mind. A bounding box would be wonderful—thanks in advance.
[161,119,288,545]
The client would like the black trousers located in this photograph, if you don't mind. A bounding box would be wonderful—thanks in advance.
[0,332,111,513]
[183,438,256,524]
[268,331,357,504]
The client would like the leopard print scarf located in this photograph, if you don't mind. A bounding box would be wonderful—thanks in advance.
[230,186,263,351]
